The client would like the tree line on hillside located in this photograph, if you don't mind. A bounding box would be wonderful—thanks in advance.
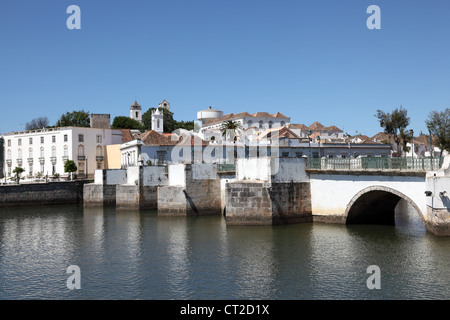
[23,108,194,133]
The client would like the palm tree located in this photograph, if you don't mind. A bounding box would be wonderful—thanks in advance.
[220,120,243,143]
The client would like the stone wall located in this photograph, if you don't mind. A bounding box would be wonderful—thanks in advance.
[83,184,116,207]
[0,181,86,207]
[225,181,312,225]
[158,163,221,216]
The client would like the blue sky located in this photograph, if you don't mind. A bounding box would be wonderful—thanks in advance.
[1,0,450,137]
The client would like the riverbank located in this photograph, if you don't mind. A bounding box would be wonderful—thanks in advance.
[0,181,89,207]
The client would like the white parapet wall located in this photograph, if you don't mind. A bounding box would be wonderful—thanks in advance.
[94,169,127,185]
[168,164,186,187]
[236,156,309,182]
[142,166,168,186]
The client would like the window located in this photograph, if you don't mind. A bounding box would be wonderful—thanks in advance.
[18,149,22,159]
[52,147,56,157]
[40,137,44,144]
[7,150,11,160]
[18,139,22,146]
[268,121,273,129]
[136,111,139,118]
[96,146,103,157]
[52,136,56,143]
[78,134,84,142]
[78,145,85,156]
[64,134,68,142]
[29,148,33,159]
[7,140,11,146]
[259,121,263,129]
[64,146,69,157]
[281,121,286,126]
[157,119,160,128]
[295,152,303,158]
[40,147,45,158]
[96,135,102,143]
[282,151,289,158]
[29,138,33,145]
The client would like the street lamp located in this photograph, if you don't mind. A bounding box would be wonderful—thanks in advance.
[318,136,321,158]
[307,130,312,159]
[410,129,414,169]
[427,125,433,170]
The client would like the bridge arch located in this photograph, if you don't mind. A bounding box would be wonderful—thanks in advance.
[345,186,425,226]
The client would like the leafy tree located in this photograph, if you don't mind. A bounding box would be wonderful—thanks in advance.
[220,120,243,143]
[426,108,450,155]
[175,120,195,131]
[375,106,410,156]
[12,167,24,184]
[142,108,177,133]
[25,117,49,130]
[56,110,90,127]
[64,160,77,181]
[142,107,195,133]
[111,116,143,130]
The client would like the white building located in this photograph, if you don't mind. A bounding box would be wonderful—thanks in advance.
[151,108,164,134]
[198,108,291,143]
[130,100,143,124]
[4,126,122,179]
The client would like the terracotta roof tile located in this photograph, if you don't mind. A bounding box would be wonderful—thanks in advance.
[308,121,326,130]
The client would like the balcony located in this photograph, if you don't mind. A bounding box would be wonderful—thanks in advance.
[39,157,45,164]
[17,159,23,166]
[78,156,86,161]
[27,158,34,164]
[6,159,12,166]
[62,156,69,162]
[50,157,57,164]
[96,156,104,162]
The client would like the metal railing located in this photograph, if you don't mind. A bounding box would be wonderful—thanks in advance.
[307,157,443,171]
[217,163,236,173]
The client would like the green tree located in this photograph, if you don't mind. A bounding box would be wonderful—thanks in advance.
[175,120,195,131]
[64,160,78,181]
[142,107,195,133]
[426,108,450,155]
[56,110,90,127]
[220,120,243,143]
[12,167,24,184]
[376,106,410,156]
[111,116,143,130]
[142,108,177,133]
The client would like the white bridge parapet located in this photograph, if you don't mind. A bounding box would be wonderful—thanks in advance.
[309,171,426,224]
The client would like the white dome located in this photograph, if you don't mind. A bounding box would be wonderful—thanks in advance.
[197,107,223,121]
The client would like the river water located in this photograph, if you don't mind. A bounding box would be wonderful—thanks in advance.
[0,202,448,300]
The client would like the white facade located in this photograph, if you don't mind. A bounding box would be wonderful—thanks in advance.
[4,127,122,178]
[130,100,142,123]
[151,108,164,134]
[200,113,291,143]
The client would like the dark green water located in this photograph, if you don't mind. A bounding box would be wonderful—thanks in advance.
[0,203,448,300]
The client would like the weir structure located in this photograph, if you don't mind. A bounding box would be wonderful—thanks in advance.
[82,155,450,236]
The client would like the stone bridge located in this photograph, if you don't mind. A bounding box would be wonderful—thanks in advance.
[84,156,450,236]
[225,157,450,236]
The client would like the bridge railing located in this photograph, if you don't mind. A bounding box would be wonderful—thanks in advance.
[307,157,443,171]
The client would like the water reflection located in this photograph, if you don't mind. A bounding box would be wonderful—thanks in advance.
[225,226,278,299]
[0,205,79,299]
[0,205,448,300]
[156,216,191,298]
